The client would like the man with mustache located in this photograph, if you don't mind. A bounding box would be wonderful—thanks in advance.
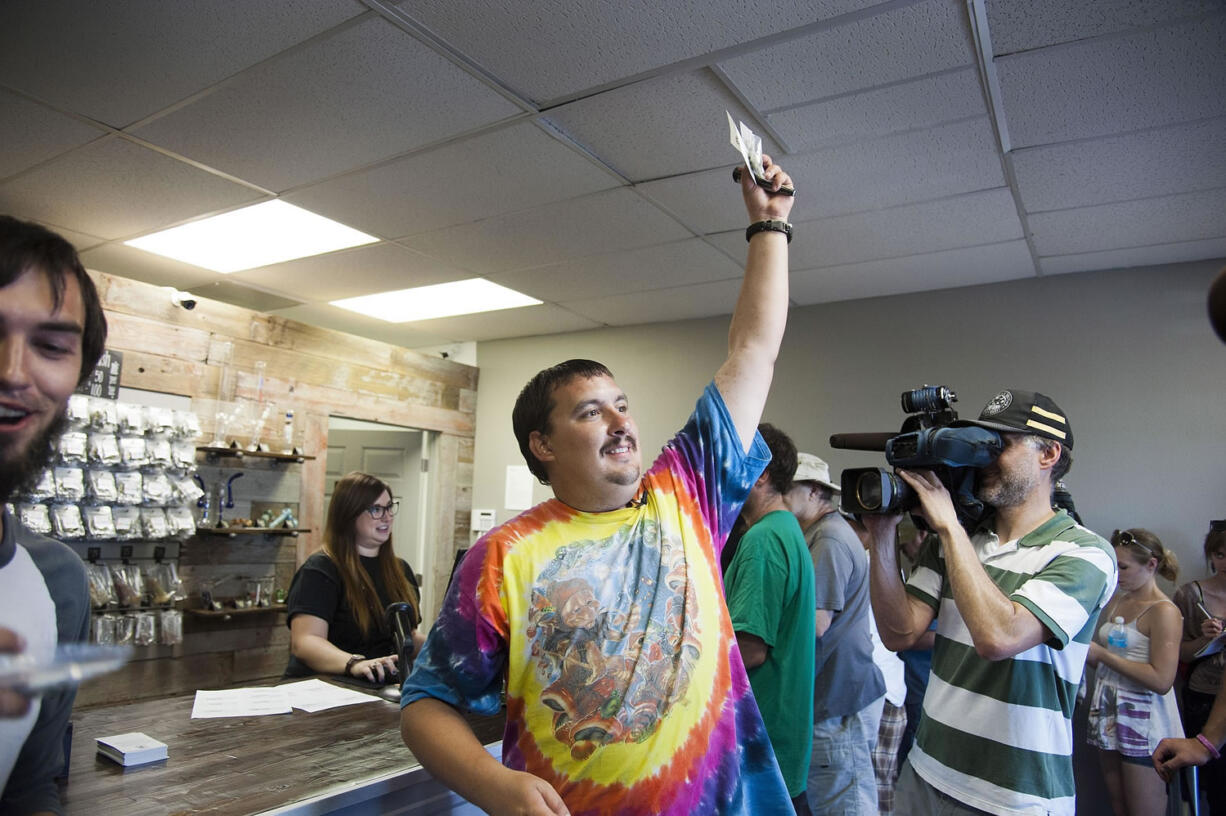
[0,215,107,814]
[864,390,1116,815]
[402,157,797,815]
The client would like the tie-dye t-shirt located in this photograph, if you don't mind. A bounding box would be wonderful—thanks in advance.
[402,382,793,815]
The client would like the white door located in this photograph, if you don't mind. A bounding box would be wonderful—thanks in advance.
[325,427,432,612]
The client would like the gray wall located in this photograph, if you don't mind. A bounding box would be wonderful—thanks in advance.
[474,257,1226,587]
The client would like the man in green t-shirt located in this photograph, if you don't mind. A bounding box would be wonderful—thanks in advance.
[725,423,816,814]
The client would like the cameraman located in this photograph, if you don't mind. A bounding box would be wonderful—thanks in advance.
[863,390,1116,816]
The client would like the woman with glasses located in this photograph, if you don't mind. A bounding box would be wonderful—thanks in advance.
[1085,528,1183,816]
[284,471,423,683]
[1172,521,1226,813]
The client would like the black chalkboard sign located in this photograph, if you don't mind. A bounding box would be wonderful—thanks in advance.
[75,349,123,399]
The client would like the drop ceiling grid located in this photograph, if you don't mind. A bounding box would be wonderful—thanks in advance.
[995,13,1226,149]
[488,238,745,303]
[789,239,1036,304]
[79,244,222,292]
[765,67,987,152]
[0,0,1220,349]
[0,137,265,240]
[396,187,693,276]
[129,15,523,191]
[718,0,976,110]
[0,0,371,128]
[1027,187,1226,258]
[281,122,623,240]
[542,70,782,183]
[0,89,110,181]
[1039,237,1226,277]
[393,0,896,105]
[229,243,478,302]
[560,278,747,327]
[271,302,462,348]
[984,0,1222,57]
[703,200,1025,272]
[354,301,605,343]
[788,188,1024,270]
[1010,117,1226,214]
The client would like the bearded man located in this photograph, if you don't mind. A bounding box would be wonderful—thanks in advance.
[0,215,106,814]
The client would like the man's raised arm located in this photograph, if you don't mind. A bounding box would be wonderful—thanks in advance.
[714,155,795,451]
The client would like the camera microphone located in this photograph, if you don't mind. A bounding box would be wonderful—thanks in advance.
[829,432,895,451]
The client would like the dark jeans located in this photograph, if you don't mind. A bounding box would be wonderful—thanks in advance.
[791,791,813,816]
[1183,687,1226,814]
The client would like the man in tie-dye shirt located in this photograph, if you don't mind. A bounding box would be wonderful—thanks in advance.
[400,156,796,816]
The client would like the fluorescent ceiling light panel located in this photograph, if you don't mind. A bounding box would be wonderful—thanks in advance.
[331,279,542,322]
[124,200,378,273]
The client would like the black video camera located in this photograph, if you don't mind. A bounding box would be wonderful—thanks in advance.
[831,386,1003,529]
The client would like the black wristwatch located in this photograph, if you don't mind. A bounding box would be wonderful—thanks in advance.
[344,654,365,676]
[746,219,792,243]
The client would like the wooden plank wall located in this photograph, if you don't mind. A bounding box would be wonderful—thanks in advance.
[76,272,478,706]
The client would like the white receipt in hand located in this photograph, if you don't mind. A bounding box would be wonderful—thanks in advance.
[727,111,765,181]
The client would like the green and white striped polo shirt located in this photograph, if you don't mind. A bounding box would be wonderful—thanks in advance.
[905,510,1116,815]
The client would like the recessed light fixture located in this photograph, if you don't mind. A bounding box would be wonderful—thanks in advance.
[331,279,542,322]
[124,200,378,273]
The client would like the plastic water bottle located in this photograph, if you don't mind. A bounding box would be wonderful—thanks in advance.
[1106,617,1128,654]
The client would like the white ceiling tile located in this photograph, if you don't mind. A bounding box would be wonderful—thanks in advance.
[0,0,368,127]
[0,137,265,240]
[396,0,891,104]
[542,70,779,181]
[986,0,1220,55]
[230,243,473,302]
[767,67,986,152]
[1029,188,1226,257]
[393,303,603,342]
[705,229,752,261]
[131,16,521,191]
[795,188,1023,268]
[34,222,107,253]
[790,240,1035,303]
[81,243,222,291]
[708,188,1023,269]
[490,239,743,302]
[561,279,745,327]
[720,0,974,110]
[1012,118,1226,213]
[641,117,1006,233]
[1039,238,1226,276]
[787,118,1007,217]
[997,14,1226,148]
[637,169,749,235]
[397,188,692,274]
[284,122,620,239]
[271,303,454,348]
[0,90,109,180]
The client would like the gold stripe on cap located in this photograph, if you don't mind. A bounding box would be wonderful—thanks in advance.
[1026,419,1066,439]
[1031,405,1065,423]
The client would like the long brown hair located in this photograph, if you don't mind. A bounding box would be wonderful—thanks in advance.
[322,472,419,637]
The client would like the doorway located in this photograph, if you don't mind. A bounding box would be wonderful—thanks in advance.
[326,417,439,624]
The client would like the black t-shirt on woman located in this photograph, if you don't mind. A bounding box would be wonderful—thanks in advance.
[283,551,418,678]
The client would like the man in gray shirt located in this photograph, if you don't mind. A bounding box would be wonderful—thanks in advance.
[786,453,884,814]
[0,215,106,814]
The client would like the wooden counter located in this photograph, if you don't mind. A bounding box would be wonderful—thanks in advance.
[61,685,505,816]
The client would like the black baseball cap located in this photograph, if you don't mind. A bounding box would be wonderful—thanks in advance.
[951,389,1073,450]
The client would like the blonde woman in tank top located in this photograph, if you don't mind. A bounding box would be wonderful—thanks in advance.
[1086,528,1184,816]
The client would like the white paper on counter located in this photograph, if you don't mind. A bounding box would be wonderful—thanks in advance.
[279,678,382,712]
[190,687,292,718]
